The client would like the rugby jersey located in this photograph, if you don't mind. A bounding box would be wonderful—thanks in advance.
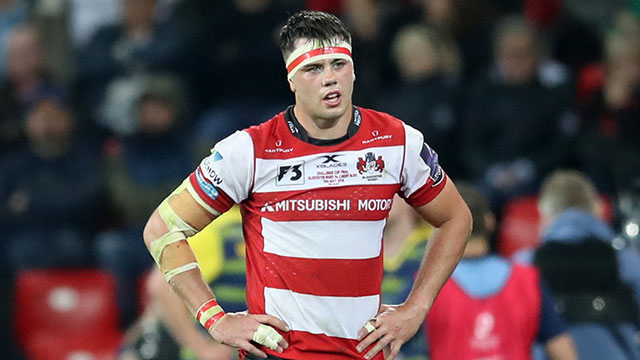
[188,106,446,359]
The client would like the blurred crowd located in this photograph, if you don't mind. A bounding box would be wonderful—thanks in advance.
[1,0,640,359]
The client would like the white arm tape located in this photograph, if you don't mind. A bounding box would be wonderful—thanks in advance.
[163,261,200,283]
[149,231,187,265]
[252,324,283,350]
[158,198,197,237]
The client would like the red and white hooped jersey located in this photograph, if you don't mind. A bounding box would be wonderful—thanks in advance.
[189,107,446,359]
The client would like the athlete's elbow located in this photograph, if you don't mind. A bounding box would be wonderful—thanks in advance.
[459,202,473,238]
[143,209,164,248]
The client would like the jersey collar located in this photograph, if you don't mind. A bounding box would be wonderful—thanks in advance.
[284,105,361,146]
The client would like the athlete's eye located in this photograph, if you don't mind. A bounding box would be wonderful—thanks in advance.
[305,64,322,73]
[333,60,346,69]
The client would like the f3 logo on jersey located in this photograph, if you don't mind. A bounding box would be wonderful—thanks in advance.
[276,162,305,186]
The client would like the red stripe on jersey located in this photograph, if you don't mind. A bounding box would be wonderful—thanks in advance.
[248,184,400,221]
[260,253,382,297]
[257,331,384,360]
[188,171,235,213]
[405,173,447,207]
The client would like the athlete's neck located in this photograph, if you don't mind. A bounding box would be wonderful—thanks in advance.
[292,105,352,140]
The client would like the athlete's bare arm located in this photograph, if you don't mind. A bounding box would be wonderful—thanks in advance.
[143,189,289,358]
[356,178,472,360]
[147,269,235,360]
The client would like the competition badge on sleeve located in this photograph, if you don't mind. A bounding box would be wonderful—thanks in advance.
[420,143,444,187]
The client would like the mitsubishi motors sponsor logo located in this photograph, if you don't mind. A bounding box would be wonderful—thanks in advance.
[358,199,392,211]
[260,198,393,212]
[261,199,351,212]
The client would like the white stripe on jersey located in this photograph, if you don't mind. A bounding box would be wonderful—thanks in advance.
[261,218,385,259]
[264,287,379,339]
[254,145,404,193]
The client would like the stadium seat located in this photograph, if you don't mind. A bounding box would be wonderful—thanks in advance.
[25,333,121,360]
[497,195,541,257]
[497,195,613,257]
[13,268,123,357]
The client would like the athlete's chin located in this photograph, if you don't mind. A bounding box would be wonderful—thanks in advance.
[320,104,349,120]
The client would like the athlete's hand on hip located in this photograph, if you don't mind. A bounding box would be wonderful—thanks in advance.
[355,304,425,360]
[208,311,290,358]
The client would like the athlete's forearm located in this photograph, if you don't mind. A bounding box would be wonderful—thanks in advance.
[142,182,223,329]
[149,270,213,349]
[404,216,469,315]
[143,210,217,315]
[405,180,472,316]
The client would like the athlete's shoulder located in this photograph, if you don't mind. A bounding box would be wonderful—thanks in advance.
[357,107,408,145]
[358,107,405,127]
[245,111,285,137]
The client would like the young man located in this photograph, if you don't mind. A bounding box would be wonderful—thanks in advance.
[426,183,578,360]
[142,11,471,360]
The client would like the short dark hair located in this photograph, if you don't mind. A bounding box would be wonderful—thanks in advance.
[279,10,351,57]
[456,182,491,238]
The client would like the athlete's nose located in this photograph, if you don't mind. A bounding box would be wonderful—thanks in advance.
[322,67,337,87]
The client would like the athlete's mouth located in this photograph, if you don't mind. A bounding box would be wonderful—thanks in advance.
[323,90,342,105]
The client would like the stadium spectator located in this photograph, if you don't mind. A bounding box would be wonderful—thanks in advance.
[142,10,471,360]
[377,23,463,178]
[516,169,640,360]
[461,15,573,211]
[0,90,103,271]
[96,74,195,327]
[575,11,640,192]
[76,0,192,136]
[0,23,59,156]
[0,0,28,82]
[426,182,578,360]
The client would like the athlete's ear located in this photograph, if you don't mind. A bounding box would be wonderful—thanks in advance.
[288,78,296,92]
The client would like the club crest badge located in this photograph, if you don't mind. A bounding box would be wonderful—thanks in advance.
[357,152,385,181]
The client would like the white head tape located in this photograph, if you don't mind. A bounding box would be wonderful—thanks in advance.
[285,40,352,80]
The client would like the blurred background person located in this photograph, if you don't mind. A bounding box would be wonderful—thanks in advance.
[0,0,28,82]
[377,23,463,178]
[96,73,195,327]
[0,90,103,272]
[426,183,577,360]
[461,14,573,212]
[76,0,193,138]
[575,11,640,194]
[520,170,640,360]
[0,23,60,156]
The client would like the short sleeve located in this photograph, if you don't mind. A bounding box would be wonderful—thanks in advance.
[400,123,447,207]
[188,130,254,214]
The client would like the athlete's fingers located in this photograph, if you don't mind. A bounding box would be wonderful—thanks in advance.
[239,340,267,359]
[357,318,378,341]
[385,341,402,360]
[363,333,392,360]
[254,314,290,332]
[356,325,384,353]
[253,324,285,350]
